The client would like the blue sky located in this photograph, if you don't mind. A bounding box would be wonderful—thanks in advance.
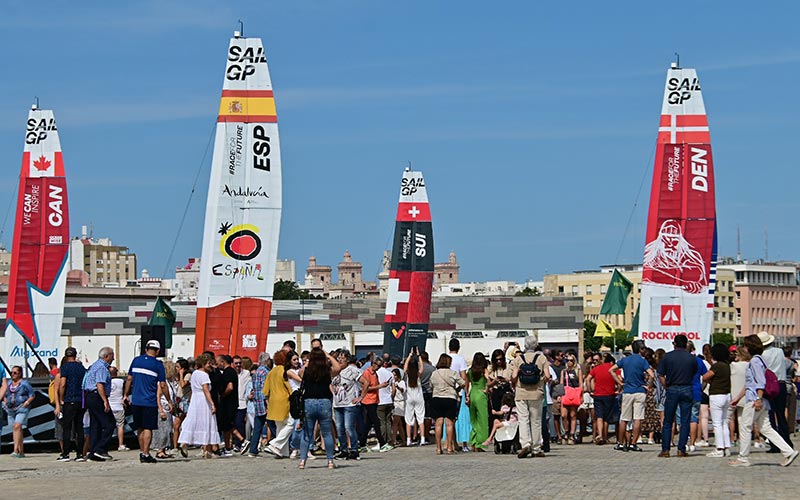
[0,1,798,283]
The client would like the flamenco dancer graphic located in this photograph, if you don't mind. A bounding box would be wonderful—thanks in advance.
[643,219,707,294]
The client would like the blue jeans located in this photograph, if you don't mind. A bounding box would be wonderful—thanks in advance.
[334,406,360,453]
[662,386,693,453]
[249,414,266,454]
[301,399,334,461]
[290,418,305,450]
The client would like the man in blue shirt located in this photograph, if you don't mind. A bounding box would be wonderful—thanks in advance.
[57,347,87,461]
[124,340,170,463]
[83,346,116,461]
[657,334,698,457]
[610,340,654,452]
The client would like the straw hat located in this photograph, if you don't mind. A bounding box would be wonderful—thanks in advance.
[756,331,775,347]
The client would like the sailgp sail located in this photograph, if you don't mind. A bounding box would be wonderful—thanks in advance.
[382,168,434,357]
[638,64,716,350]
[3,107,70,367]
[195,33,282,356]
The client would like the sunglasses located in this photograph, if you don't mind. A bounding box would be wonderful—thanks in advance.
[234,362,242,366]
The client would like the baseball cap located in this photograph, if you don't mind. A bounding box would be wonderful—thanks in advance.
[65,346,78,357]
[728,345,737,353]
[146,340,161,350]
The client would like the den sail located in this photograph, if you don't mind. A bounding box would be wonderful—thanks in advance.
[3,106,70,368]
[195,32,282,356]
[382,168,434,358]
[638,63,716,351]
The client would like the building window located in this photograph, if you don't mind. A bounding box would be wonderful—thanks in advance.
[586,285,593,295]
[571,285,579,296]
[600,284,607,294]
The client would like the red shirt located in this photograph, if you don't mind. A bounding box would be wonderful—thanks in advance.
[590,362,617,397]
[360,369,379,405]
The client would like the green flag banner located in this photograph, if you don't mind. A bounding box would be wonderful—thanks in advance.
[628,304,640,338]
[599,269,633,315]
[149,297,176,349]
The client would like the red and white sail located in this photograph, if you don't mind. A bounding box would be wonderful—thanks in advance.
[638,64,716,350]
[382,168,434,357]
[195,33,282,356]
[3,107,70,366]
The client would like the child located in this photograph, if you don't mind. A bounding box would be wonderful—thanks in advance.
[482,393,518,446]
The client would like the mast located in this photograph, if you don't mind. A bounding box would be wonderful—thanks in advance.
[195,31,282,356]
[639,63,716,351]
[3,104,70,369]
[382,168,434,357]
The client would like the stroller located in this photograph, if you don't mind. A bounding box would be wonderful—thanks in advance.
[490,387,520,454]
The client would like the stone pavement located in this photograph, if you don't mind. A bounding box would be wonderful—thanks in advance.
[0,441,798,500]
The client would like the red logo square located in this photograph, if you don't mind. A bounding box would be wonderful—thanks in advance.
[661,305,681,326]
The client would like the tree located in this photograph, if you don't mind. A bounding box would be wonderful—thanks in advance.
[583,320,603,352]
[603,328,632,351]
[515,286,541,297]
[273,279,314,300]
[709,332,736,347]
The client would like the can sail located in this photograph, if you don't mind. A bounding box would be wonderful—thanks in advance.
[638,65,716,350]
[3,107,70,367]
[382,168,434,357]
[195,33,282,356]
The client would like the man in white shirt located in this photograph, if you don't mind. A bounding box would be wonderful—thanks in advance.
[448,339,468,383]
[759,331,794,451]
[233,355,251,452]
[376,360,395,448]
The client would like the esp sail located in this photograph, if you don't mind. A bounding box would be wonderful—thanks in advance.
[195,32,282,356]
[3,106,70,368]
[638,63,716,350]
[382,168,434,357]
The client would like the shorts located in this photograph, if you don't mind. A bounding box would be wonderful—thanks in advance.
[113,410,126,427]
[131,405,159,430]
[551,400,561,415]
[6,407,30,427]
[701,392,709,405]
[430,397,459,421]
[393,403,406,417]
[620,393,646,422]
[216,403,236,431]
[593,395,617,422]
[675,401,701,424]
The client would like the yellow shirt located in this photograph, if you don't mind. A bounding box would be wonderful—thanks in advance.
[263,366,292,421]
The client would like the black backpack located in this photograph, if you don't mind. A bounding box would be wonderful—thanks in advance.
[289,381,305,419]
[518,353,542,385]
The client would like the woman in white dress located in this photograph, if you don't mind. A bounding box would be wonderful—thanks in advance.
[178,354,220,457]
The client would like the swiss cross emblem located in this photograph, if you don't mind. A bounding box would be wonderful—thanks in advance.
[661,305,681,326]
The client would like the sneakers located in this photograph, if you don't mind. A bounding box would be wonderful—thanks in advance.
[96,452,113,461]
[419,439,428,446]
[263,444,282,458]
[406,438,412,447]
[139,453,158,464]
[359,446,369,454]
[782,450,799,467]
[240,440,250,455]
[57,454,72,462]
[688,445,696,452]
[706,449,726,458]
[87,453,106,462]
[728,458,751,467]
[647,438,656,445]
[347,451,361,460]
[379,444,394,453]
[753,441,765,449]
[74,455,87,462]
[369,445,381,452]
[289,450,299,459]
[696,440,709,448]
[614,444,628,452]
[117,445,130,451]
[628,445,644,452]
[335,450,349,460]
[221,449,233,458]
[517,445,531,459]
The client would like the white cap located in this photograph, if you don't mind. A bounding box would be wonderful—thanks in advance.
[146,340,161,350]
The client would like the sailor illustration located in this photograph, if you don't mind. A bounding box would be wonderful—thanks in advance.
[643,219,707,293]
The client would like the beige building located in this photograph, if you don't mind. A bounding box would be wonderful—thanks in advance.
[544,265,642,330]
[303,252,377,299]
[69,237,136,287]
[713,267,737,335]
[434,251,460,289]
[0,247,10,289]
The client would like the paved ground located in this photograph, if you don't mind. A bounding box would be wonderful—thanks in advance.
[0,440,798,499]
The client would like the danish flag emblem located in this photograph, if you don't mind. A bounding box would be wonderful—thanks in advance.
[661,305,681,326]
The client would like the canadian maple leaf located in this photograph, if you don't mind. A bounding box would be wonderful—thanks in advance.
[33,155,51,171]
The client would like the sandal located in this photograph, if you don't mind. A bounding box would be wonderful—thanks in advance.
[327,460,336,469]
[446,449,455,455]
[156,452,173,459]
[298,460,306,470]
[436,449,443,455]
[179,446,188,458]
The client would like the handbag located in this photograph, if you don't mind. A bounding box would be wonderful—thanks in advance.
[562,385,583,407]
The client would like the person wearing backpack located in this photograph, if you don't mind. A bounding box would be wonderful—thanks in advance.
[759,331,794,452]
[729,334,798,467]
[510,334,549,459]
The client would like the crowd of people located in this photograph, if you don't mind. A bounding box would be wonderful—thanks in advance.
[1,331,799,470]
